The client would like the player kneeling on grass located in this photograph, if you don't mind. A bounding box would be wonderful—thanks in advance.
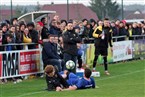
[58,68,96,91]
[44,65,69,91]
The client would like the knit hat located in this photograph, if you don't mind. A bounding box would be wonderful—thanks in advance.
[74,26,80,30]
[37,21,44,27]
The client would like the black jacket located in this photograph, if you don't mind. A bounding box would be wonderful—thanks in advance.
[41,26,49,40]
[28,29,38,49]
[62,30,82,56]
[46,71,69,91]
[118,27,127,41]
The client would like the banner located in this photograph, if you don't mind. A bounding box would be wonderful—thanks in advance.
[113,41,133,62]
[0,49,42,79]
[133,39,145,58]
[0,52,19,78]
[19,51,40,74]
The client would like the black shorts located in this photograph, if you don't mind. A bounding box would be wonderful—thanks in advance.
[95,47,108,56]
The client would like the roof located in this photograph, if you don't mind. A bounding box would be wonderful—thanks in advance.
[18,10,56,23]
[41,4,98,21]
[125,11,145,20]
[0,9,15,21]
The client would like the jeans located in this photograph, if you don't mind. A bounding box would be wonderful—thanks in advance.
[63,53,77,73]
[44,59,62,72]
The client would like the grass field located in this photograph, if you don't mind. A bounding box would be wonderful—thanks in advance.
[0,60,145,97]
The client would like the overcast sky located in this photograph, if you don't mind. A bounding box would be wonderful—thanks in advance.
[0,0,144,5]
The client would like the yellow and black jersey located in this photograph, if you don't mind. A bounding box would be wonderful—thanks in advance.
[92,26,113,48]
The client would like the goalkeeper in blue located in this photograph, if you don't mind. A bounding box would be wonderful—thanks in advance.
[59,68,96,91]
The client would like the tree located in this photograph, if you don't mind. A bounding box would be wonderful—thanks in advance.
[90,0,121,20]
[15,5,23,17]
[23,7,28,14]
[35,1,41,11]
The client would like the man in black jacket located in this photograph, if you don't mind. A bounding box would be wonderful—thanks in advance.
[41,17,50,40]
[62,21,82,73]
[42,34,61,72]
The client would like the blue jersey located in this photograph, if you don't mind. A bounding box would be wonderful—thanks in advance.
[75,77,95,89]
[67,73,95,89]
[67,73,79,86]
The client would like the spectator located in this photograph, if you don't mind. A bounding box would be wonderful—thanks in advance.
[143,24,145,34]
[49,19,61,36]
[23,27,32,50]
[137,22,142,35]
[4,20,11,30]
[1,23,8,44]
[89,19,97,38]
[42,34,61,72]
[53,14,60,22]
[0,29,3,51]
[97,20,103,27]
[9,25,17,43]
[73,20,78,27]
[41,17,49,40]
[127,24,133,40]
[27,22,38,49]
[36,22,43,44]
[5,34,16,51]
[80,19,88,38]
[118,22,127,41]
[61,20,67,27]
[16,22,26,50]
[11,17,18,26]
[115,19,120,28]
[111,21,118,42]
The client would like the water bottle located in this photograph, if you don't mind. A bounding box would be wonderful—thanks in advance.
[101,30,105,39]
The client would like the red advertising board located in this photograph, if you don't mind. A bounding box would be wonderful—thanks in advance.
[0,54,2,77]
[19,51,40,74]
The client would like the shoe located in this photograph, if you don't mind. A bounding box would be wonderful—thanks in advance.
[92,70,96,72]
[0,80,4,84]
[105,71,110,75]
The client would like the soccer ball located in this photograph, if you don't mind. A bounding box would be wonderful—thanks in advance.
[66,60,75,70]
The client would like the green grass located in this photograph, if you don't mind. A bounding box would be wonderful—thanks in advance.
[0,60,145,97]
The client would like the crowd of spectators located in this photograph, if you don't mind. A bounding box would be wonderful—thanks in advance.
[0,14,145,84]
[0,15,145,52]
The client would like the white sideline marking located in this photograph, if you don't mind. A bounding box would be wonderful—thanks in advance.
[15,91,45,97]
[97,69,145,81]
[14,69,145,97]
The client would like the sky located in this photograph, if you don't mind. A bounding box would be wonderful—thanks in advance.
[0,0,144,6]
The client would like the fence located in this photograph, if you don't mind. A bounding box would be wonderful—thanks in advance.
[0,43,43,79]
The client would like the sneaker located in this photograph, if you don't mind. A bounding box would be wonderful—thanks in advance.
[13,81,17,84]
[0,80,4,84]
[3,79,7,83]
[105,71,110,75]
[92,70,97,72]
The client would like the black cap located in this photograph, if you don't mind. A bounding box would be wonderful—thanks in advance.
[74,26,80,30]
